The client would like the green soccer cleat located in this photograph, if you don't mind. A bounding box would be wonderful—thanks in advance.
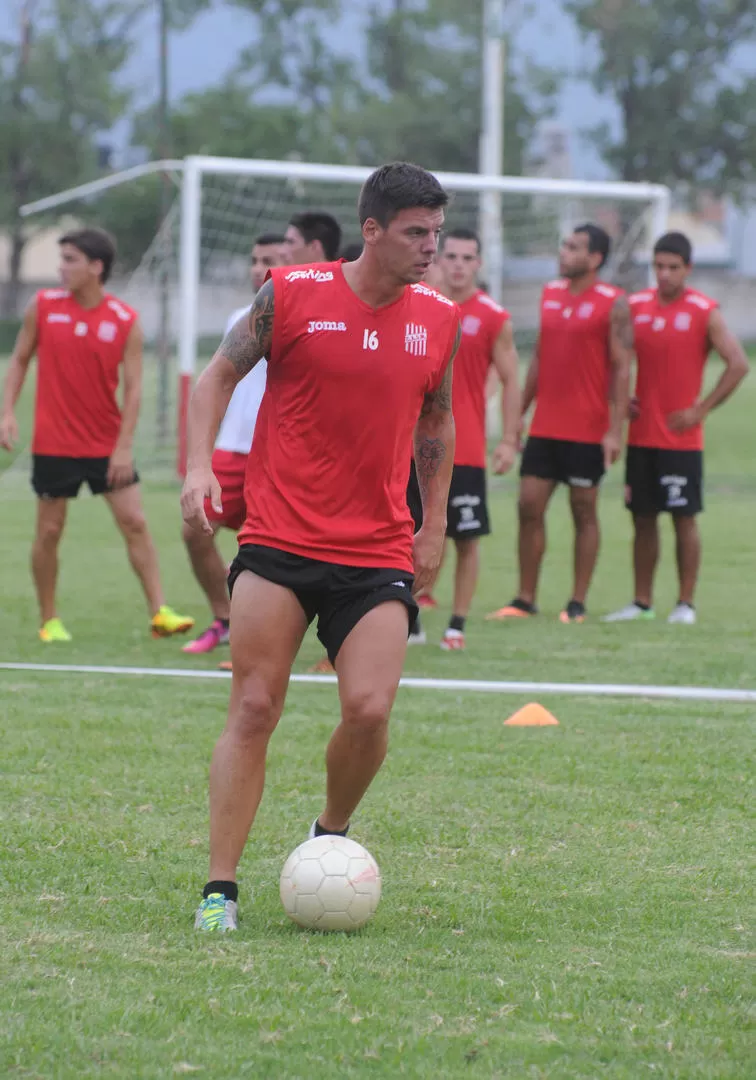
[194,893,238,932]
[39,617,73,643]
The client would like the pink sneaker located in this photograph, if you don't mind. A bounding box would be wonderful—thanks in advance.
[440,628,465,651]
[182,619,229,654]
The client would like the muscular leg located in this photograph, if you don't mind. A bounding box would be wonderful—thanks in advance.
[568,485,600,606]
[672,514,701,606]
[318,601,409,833]
[517,476,557,605]
[452,537,480,618]
[105,485,164,615]
[182,520,230,621]
[209,572,308,881]
[633,514,660,607]
[32,498,68,624]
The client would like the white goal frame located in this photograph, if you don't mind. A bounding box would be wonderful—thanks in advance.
[21,155,671,475]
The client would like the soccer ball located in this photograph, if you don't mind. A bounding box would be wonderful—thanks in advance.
[280,834,382,931]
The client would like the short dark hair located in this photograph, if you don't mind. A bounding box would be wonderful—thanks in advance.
[288,212,342,261]
[59,227,116,283]
[254,232,285,248]
[574,223,611,268]
[340,242,363,263]
[441,227,481,253]
[358,162,449,227]
[654,231,692,265]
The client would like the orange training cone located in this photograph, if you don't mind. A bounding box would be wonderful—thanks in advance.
[504,702,559,727]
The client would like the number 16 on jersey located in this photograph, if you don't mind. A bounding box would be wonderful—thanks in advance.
[363,329,379,351]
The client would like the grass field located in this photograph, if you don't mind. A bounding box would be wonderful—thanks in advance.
[1,358,754,1077]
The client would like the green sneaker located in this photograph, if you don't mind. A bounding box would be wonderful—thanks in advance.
[194,893,238,932]
[39,617,73,643]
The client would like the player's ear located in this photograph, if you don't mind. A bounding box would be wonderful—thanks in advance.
[361,218,381,246]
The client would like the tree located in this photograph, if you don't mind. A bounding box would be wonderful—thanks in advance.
[0,0,139,315]
[565,0,756,191]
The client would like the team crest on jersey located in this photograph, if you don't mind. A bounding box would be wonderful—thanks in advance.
[674,312,692,332]
[285,268,334,283]
[653,316,666,332]
[98,320,117,342]
[404,322,428,357]
[462,314,482,336]
[577,302,595,319]
[74,321,88,337]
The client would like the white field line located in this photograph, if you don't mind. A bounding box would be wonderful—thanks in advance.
[1,661,755,704]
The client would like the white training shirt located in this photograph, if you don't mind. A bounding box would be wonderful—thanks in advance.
[214,305,268,455]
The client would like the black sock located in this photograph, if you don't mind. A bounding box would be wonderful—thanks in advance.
[313,819,349,838]
[634,601,651,611]
[511,597,536,614]
[218,618,230,630]
[449,614,466,632]
[203,880,238,902]
[410,613,423,635]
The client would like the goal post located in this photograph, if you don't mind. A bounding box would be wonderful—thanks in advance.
[20,155,670,479]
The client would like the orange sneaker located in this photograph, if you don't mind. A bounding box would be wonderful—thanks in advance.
[417,593,438,609]
[485,599,536,621]
[218,660,233,672]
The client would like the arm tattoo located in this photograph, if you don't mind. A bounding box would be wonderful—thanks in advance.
[611,295,634,351]
[420,320,459,417]
[220,277,275,377]
[416,437,446,482]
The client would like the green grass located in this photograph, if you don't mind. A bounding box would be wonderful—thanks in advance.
[1,358,754,1077]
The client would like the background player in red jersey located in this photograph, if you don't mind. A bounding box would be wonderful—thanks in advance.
[284,211,342,265]
[0,228,193,642]
[182,233,287,656]
[487,224,633,624]
[410,228,521,651]
[604,232,749,625]
[181,162,460,932]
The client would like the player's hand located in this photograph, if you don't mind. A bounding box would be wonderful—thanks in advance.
[601,430,622,470]
[492,439,517,475]
[667,405,704,432]
[181,465,222,536]
[107,445,135,489]
[628,396,640,420]
[0,412,18,451]
[412,523,445,597]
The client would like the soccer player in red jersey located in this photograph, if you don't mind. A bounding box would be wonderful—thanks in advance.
[0,228,193,643]
[604,232,749,625]
[409,228,521,650]
[487,224,633,624]
[182,233,287,655]
[182,163,460,932]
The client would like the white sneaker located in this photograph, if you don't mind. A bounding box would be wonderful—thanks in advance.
[308,818,349,840]
[602,603,656,623]
[440,628,465,651]
[667,604,696,625]
[407,630,427,645]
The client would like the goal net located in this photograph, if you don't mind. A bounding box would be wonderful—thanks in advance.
[19,156,669,478]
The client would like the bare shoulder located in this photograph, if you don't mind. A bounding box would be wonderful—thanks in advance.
[219,277,275,377]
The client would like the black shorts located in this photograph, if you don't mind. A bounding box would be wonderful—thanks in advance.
[228,544,418,665]
[406,462,490,539]
[625,446,703,516]
[520,435,604,488]
[31,455,139,500]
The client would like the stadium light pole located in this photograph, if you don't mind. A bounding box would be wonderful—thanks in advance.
[479,0,505,303]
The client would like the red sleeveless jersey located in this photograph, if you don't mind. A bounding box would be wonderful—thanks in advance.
[33,289,138,457]
[628,287,716,451]
[530,279,622,444]
[454,289,510,467]
[238,262,460,572]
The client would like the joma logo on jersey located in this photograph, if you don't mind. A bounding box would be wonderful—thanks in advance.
[308,320,347,333]
[286,268,334,283]
[404,322,428,357]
